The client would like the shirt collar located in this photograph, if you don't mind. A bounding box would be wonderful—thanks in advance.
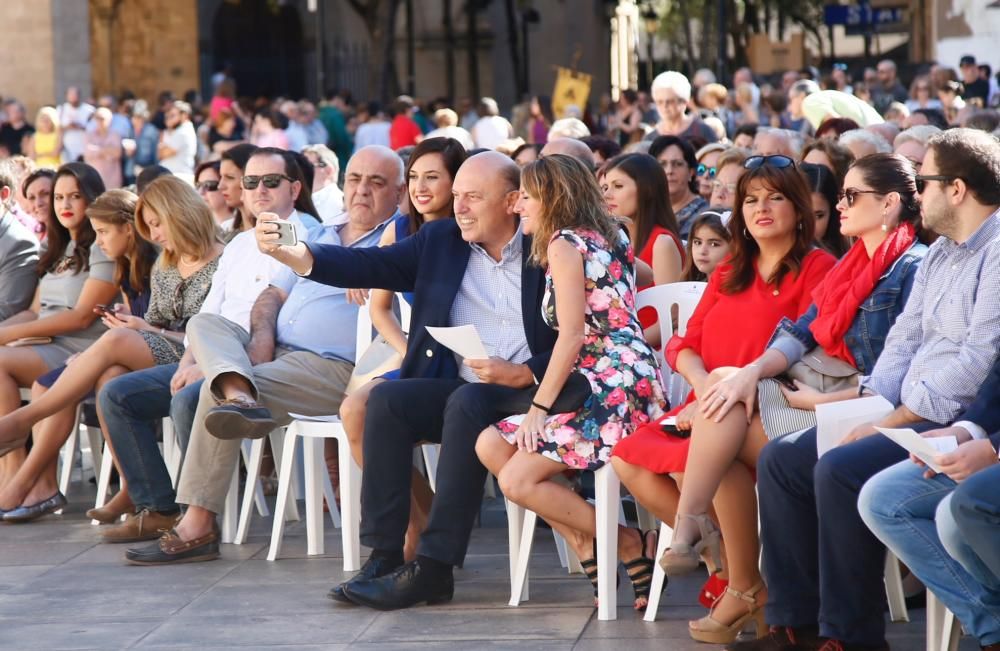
[469,222,523,263]
[334,211,398,248]
[958,209,1000,252]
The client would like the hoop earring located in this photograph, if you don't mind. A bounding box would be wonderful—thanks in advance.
[743,227,751,239]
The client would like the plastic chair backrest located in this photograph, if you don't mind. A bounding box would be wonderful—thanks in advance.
[636,282,707,407]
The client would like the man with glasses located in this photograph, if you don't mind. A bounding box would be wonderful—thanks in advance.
[123,145,402,564]
[731,128,1000,651]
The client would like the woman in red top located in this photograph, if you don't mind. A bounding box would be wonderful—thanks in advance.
[611,156,835,631]
[601,153,684,348]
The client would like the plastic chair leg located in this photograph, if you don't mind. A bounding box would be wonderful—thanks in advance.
[337,431,362,571]
[267,427,299,561]
[90,443,115,525]
[235,438,266,544]
[595,464,620,621]
[303,435,325,556]
[220,464,239,544]
[506,499,533,605]
[884,552,910,623]
[643,520,673,622]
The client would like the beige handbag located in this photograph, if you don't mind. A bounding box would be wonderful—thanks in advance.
[788,347,860,393]
[345,334,403,395]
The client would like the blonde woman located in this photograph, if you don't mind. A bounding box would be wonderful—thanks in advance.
[26,107,62,170]
[0,177,223,522]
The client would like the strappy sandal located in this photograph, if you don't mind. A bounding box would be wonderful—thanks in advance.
[580,540,620,605]
[623,528,660,610]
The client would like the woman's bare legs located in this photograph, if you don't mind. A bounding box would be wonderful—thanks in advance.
[476,427,650,607]
[0,346,54,488]
[611,456,681,526]
[690,420,769,628]
[0,329,155,444]
[340,377,433,561]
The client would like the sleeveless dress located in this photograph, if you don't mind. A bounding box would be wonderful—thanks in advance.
[495,228,667,470]
[636,224,685,330]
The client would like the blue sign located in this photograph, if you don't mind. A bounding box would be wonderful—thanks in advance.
[824,3,905,28]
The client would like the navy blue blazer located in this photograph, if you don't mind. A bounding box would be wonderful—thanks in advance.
[961,354,1000,437]
[305,218,555,381]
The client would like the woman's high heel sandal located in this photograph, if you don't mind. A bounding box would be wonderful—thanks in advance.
[688,581,766,644]
[658,513,723,576]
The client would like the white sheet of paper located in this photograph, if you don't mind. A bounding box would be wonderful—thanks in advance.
[425,325,489,360]
[875,427,958,473]
[815,395,894,457]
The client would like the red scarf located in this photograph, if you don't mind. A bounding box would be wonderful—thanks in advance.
[809,223,917,366]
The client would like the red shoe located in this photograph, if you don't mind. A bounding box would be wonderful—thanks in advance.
[699,574,729,609]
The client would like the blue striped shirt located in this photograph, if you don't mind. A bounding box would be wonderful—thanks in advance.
[449,227,531,383]
[861,211,1000,423]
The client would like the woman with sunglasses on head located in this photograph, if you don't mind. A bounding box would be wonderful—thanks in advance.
[0,163,118,491]
[650,136,709,238]
[194,161,232,230]
[0,189,157,520]
[695,143,727,203]
[0,177,224,523]
[800,162,849,258]
[611,154,836,634]
[476,154,666,611]
[601,153,684,348]
[338,137,466,561]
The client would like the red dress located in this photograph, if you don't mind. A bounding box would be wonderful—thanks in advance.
[389,115,422,150]
[637,225,685,330]
[612,248,836,473]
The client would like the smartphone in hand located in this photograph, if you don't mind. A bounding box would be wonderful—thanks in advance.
[273,221,298,246]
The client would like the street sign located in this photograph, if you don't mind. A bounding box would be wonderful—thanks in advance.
[823,3,906,33]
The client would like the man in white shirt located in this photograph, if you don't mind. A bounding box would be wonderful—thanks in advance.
[157,101,197,180]
[303,144,346,225]
[470,98,512,150]
[58,86,95,162]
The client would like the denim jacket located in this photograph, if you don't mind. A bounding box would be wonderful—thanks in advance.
[767,241,927,376]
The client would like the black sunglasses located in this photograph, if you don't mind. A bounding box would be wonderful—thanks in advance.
[242,174,295,190]
[743,155,795,171]
[196,180,220,192]
[914,175,956,194]
[837,188,883,207]
[696,163,717,179]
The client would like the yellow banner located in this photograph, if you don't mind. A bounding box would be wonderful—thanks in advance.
[552,67,592,120]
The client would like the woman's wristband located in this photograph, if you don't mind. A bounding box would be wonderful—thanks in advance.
[531,400,551,413]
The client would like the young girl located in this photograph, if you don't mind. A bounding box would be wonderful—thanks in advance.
[682,211,733,282]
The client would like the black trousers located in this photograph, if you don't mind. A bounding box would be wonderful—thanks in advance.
[360,374,590,566]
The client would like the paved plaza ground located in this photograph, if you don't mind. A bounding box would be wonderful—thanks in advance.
[0,482,975,651]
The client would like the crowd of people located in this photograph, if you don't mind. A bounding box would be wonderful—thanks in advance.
[1,53,999,651]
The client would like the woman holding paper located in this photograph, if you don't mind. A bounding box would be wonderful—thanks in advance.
[338,137,466,560]
[475,154,668,611]
[610,155,837,638]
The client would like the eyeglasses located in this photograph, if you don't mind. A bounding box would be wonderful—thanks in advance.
[241,174,295,190]
[743,155,795,171]
[914,175,956,194]
[659,159,688,171]
[712,181,737,194]
[696,163,717,179]
[196,180,220,193]
[837,188,883,207]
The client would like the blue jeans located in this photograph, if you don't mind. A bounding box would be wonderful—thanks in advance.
[757,424,937,646]
[97,363,202,512]
[945,464,1000,590]
[859,460,1000,646]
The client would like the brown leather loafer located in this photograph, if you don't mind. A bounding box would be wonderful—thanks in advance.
[125,526,220,565]
[101,509,181,544]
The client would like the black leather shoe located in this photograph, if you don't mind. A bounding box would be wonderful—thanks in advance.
[125,527,220,565]
[2,491,67,523]
[328,554,403,604]
[342,559,454,610]
[204,398,277,440]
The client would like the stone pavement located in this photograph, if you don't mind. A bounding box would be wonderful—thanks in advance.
[0,484,975,651]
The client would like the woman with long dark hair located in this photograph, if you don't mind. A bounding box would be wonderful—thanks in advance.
[0,177,224,524]
[801,162,849,257]
[612,155,837,630]
[601,153,684,347]
[0,163,118,488]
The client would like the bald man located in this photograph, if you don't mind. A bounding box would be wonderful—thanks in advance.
[259,151,572,609]
[541,137,596,171]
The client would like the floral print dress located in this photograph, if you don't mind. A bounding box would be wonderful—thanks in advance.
[496,228,667,470]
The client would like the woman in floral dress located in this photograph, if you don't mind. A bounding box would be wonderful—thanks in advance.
[475,154,667,610]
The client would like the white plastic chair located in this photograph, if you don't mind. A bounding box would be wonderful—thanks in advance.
[506,464,622,621]
[926,591,962,651]
[632,282,706,621]
[884,551,910,623]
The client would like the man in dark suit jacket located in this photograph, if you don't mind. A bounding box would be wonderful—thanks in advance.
[857,355,1000,651]
[256,151,586,609]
